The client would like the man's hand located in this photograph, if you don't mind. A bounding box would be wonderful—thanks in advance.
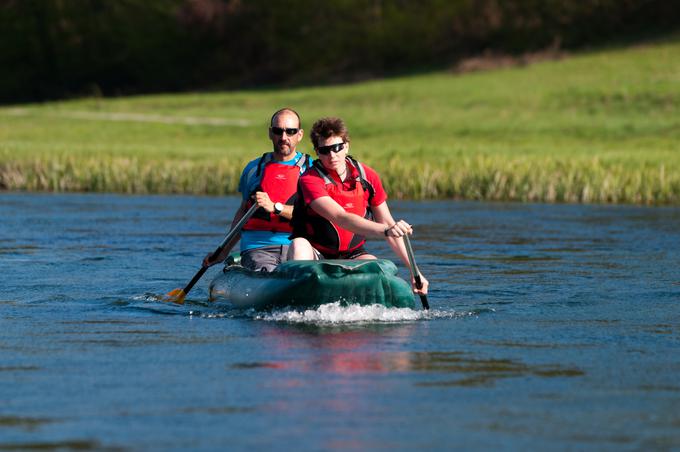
[411,273,429,295]
[254,191,275,213]
[384,219,413,238]
[202,252,221,268]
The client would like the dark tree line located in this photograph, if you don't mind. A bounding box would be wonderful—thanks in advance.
[1,0,678,103]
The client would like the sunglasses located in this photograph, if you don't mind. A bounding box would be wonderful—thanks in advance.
[316,142,346,155]
[271,127,299,136]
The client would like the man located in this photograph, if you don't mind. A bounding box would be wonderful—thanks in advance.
[288,117,428,295]
[204,108,311,272]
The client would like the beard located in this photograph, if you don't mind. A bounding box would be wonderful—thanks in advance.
[274,143,294,157]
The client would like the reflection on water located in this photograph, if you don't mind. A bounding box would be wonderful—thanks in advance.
[234,322,584,388]
[255,318,419,350]
[229,348,584,387]
[0,416,53,430]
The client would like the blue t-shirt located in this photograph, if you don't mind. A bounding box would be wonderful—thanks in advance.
[238,152,310,251]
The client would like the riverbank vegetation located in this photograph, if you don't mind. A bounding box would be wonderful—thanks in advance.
[1,36,679,203]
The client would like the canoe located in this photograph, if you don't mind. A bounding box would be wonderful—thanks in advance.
[209,259,416,310]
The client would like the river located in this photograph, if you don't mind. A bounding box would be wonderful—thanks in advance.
[2,193,679,450]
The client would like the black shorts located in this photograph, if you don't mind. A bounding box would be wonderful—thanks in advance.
[317,246,369,260]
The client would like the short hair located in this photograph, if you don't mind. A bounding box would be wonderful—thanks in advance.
[270,108,301,128]
[310,117,350,149]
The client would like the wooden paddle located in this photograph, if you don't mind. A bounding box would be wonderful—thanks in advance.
[403,234,430,310]
[166,203,260,304]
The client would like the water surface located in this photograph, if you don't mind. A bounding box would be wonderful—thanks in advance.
[2,193,679,450]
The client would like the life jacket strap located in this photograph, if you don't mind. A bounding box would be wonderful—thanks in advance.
[311,157,375,207]
[255,152,274,178]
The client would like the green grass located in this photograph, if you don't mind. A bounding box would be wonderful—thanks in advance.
[1,36,679,203]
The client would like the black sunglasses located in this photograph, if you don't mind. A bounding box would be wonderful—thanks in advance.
[316,142,346,155]
[271,127,299,136]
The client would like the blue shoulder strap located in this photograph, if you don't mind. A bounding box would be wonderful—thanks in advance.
[255,152,274,177]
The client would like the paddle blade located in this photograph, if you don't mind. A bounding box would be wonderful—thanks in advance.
[165,288,186,304]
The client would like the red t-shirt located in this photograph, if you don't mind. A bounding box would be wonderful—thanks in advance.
[299,160,387,207]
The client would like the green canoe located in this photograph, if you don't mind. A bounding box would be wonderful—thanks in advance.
[209,259,416,310]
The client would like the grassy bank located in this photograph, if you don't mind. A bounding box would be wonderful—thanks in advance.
[1,36,679,203]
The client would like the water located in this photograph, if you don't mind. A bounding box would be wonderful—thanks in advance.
[2,193,679,450]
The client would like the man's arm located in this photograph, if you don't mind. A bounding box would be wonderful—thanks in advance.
[309,196,388,237]
[368,202,429,295]
[203,199,248,267]
[371,202,410,267]
[229,199,249,228]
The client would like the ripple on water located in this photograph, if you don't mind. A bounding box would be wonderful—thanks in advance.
[0,244,39,255]
[410,351,585,387]
[0,440,105,451]
[178,406,256,414]
[0,366,41,372]
[0,415,54,430]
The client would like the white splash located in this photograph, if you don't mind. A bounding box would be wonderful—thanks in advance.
[254,302,467,324]
[132,293,160,301]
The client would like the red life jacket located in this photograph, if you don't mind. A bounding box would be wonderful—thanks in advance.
[243,153,310,233]
[292,157,375,255]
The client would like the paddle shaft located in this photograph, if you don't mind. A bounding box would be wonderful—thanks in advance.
[403,234,430,310]
[180,203,260,295]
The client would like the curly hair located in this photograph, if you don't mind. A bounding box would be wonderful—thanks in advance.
[310,117,351,149]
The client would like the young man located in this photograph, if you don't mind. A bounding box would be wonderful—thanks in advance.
[288,117,428,295]
[204,108,311,272]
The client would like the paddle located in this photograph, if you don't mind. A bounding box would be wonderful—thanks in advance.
[403,234,430,310]
[166,203,260,304]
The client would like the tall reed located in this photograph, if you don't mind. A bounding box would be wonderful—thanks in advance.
[2,154,677,204]
[0,156,242,195]
[378,155,679,204]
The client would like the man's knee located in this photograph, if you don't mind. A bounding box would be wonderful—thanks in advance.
[288,238,315,260]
